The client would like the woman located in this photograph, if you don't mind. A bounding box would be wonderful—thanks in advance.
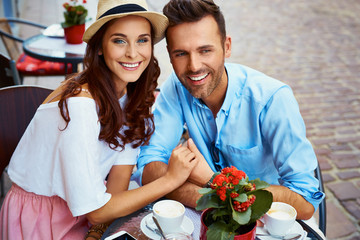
[0,0,198,239]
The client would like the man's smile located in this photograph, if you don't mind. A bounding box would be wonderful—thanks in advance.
[188,73,209,81]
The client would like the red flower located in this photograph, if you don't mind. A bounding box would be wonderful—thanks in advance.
[212,174,228,187]
[216,186,227,201]
[232,194,257,212]
[228,175,234,182]
[231,177,240,185]
[233,200,240,211]
[83,0,87,3]
[232,169,246,180]
[244,183,256,192]
[230,192,239,199]
[221,166,239,175]
[248,194,256,204]
[219,194,226,201]
[196,165,273,235]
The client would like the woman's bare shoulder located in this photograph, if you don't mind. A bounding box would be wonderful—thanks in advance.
[42,82,93,104]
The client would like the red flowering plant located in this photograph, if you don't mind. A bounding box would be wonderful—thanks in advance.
[196,166,273,240]
[61,0,88,28]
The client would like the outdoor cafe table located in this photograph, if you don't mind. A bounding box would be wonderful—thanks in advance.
[101,201,325,240]
[101,202,201,240]
[22,34,86,73]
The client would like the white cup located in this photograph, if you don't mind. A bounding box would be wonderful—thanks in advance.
[153,200,185,235]
[263,202,297,237]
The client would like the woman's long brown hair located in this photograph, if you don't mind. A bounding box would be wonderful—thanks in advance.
[58,20,159,150]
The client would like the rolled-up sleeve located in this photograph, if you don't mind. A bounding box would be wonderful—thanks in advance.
[260,86,325,210]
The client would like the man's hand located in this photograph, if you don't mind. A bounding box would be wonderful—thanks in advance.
[266,185,314,220]
[186,138,214,187]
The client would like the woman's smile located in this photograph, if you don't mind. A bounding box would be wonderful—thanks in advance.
[120,61,142,71]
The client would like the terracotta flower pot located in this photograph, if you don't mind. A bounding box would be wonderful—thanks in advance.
[200,208,257,240]
[64,24,85,44]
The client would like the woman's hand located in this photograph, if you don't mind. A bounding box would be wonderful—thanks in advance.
[165,143,198,185]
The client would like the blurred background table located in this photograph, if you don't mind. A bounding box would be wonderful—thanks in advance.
[23,34,86,73]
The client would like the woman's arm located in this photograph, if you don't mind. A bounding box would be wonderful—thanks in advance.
[86,144,198,225]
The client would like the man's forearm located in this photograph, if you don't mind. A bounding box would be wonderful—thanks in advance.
[142,161,201,208]
[266,185,314,220]
[165,181,201,208]
[142,161,168,185]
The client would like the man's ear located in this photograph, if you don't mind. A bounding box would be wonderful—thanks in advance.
[224,35,232,58]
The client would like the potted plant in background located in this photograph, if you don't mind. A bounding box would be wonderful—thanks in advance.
[196,166,273,240]
[61,0,88,44]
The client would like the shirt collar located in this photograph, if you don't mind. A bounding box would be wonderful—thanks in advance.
[220,63,245,116]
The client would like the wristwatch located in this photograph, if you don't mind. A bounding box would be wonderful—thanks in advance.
[203,173,217,188]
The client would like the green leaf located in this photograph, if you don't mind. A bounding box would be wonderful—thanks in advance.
[196,192,223,211]
[238,178,248,185]
[234,193,247,202]
[61,22,73,28]
[62,5,88,27]
[198,188,214,195]
[212,208,229,218]
[232,207,251,225]
[207,222,235,240]
[249,178,270,190]
[249,190,273,223]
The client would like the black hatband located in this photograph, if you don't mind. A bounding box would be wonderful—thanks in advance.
[99,4,147,19]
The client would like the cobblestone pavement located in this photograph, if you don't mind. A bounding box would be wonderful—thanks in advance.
[8,0,360,239]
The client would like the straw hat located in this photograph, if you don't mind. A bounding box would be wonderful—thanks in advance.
[83,0,168,44]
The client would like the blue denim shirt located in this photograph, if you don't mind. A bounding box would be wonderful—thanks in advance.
[132,63,325,211]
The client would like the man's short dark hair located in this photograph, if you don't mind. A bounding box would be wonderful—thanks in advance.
[163,0,226,44]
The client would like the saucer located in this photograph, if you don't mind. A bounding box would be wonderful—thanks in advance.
[256,221,306,240]
[140,213,194,240]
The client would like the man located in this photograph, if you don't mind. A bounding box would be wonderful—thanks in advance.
[132,0,324,220]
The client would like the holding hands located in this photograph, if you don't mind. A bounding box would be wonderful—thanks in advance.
[166,142,198,184]
[167,138,214,187]
[186,139,214,187]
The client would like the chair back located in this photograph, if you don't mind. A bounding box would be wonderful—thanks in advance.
[0,53,21,87]
[315,165,326,235]
[0,85,52,176]
[0,18,22,61]
[297,163,327,238]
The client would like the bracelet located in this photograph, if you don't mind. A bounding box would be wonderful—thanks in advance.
[85,223,109,240]
[203,173,217,188]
